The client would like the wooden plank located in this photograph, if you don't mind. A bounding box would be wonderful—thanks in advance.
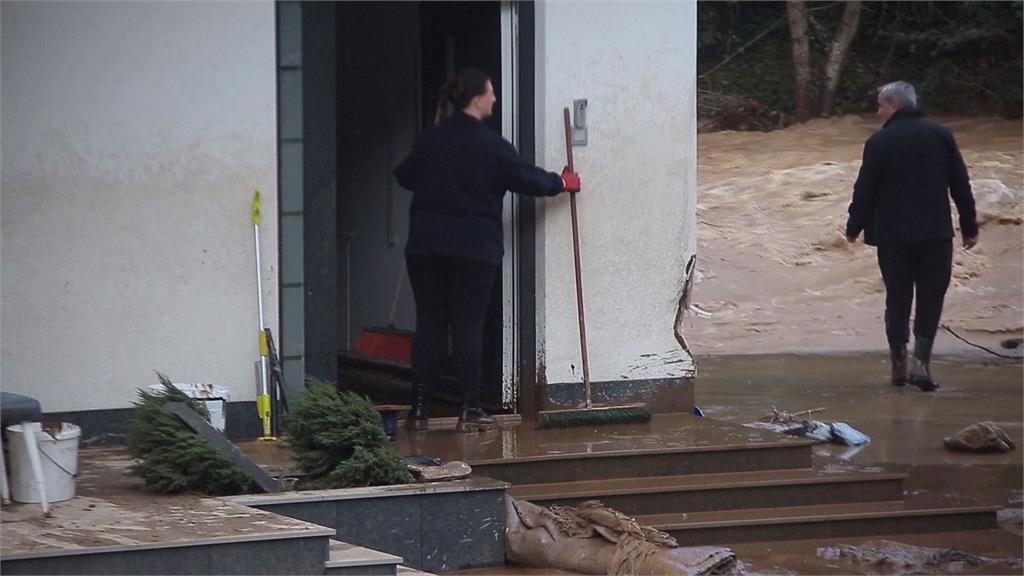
[161,402,282,493]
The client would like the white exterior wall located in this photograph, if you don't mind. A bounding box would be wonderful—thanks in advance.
[535,1,697,384]
[1,1,278,411]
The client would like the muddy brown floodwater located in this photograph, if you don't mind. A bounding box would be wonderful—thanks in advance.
[690,115,1023,356]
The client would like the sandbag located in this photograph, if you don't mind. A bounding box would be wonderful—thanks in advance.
[505,497,741,576]
[506,497,612,574]
[944,421,1016,453]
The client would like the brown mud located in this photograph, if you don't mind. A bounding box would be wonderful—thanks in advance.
[691,116,1023,357]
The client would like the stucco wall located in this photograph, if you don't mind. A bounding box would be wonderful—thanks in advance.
[1,1,278,411]
[535,1,697,384]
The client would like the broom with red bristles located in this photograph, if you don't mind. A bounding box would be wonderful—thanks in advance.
[355,262,414,363]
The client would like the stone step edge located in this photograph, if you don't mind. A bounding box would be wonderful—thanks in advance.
[640,503,1002,531]
[468,439,813,466]
[325,539,403,569]
[397,565,437,576]
[510,471,905,500]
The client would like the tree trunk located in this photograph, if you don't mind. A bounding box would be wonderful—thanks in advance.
[877,3,901,84]
[786,0,812,122]
[820,1,863,117]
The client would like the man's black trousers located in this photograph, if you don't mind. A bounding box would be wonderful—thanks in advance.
[876,238,953,346]
[406,255,497,404]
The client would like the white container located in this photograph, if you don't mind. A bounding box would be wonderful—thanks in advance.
[147,382,231,431]
[6,422,81,503]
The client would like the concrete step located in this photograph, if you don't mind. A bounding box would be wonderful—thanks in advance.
[391,413,814,485]
[637,501,1001,546]
[464,417,813,485]
[509,468,906,515]
[470,440,812,485]
[325,539,403,576]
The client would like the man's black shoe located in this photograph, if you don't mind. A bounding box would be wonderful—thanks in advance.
[910,373,941,392]
[908,356,940,391]
[890,343,908,387]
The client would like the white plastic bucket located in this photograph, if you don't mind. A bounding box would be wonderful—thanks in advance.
[147,382,231,431]
[6,422,81,503]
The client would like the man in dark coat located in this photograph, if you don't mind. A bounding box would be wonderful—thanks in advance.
[845,81,978,391]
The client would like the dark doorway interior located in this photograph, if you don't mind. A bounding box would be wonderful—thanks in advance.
[335,2,506,414]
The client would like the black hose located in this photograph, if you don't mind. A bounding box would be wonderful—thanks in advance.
[940,323,1022,360]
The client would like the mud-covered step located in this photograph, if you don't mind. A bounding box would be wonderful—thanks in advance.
[325,539,403,576]
[465,417,813,485]
[391,414,814,485]
[638,502,1000,546]
[470,441,813,485]
[509,469,905,515]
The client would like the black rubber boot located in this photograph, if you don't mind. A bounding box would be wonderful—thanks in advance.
[456,392,496,432]
[889,343,907,387]
[909,336,940,391]
[408,382,430,431]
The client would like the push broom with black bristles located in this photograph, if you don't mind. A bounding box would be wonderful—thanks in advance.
[538,107,651,429]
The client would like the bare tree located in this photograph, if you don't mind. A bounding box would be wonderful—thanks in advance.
[786,0,813,122]
[821,1,863,117]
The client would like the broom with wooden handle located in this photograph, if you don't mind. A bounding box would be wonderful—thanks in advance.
[538,107,650,428]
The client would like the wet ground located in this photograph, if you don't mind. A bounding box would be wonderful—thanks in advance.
[693,115,1023,356]
[0,448,331,558]
[455,353,1022,575]
[694,354,1022,472]
[692,353,1024,573]
[3,354,1019,573]
[247,352,1023,510]
[730,531,1024,575]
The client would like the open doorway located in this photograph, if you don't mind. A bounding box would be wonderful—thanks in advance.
[334,2,508,415]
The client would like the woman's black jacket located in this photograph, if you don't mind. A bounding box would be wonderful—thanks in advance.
[394,111,563,266]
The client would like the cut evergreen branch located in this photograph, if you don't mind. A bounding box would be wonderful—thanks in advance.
[285,377,410,489]
[128,372,258,495]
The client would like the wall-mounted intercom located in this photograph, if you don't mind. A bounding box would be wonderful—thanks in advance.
[572,99,588,146]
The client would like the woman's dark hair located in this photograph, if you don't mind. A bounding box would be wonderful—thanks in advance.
[434,67,491,125]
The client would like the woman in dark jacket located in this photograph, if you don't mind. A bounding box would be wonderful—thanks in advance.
[394,67,580,432]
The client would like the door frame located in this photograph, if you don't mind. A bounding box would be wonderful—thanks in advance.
[500,0,519,412]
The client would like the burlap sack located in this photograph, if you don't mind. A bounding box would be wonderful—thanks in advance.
[944,421,1016,453]
[505,497,740,576]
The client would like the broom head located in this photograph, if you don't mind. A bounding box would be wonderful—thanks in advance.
[355,327,414,363]
[537,403,651,429]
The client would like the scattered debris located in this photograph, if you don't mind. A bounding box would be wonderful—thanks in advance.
[997,508,1024,535]
[403,456,471,482]
[817,539,1023,574]
[944,421,1016,453]
[698,89,793,133]
[689,304,714,319]
[745,406,870,446]
[761,406,827,424]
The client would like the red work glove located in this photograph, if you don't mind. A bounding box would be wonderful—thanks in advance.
[561,167,581,193]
